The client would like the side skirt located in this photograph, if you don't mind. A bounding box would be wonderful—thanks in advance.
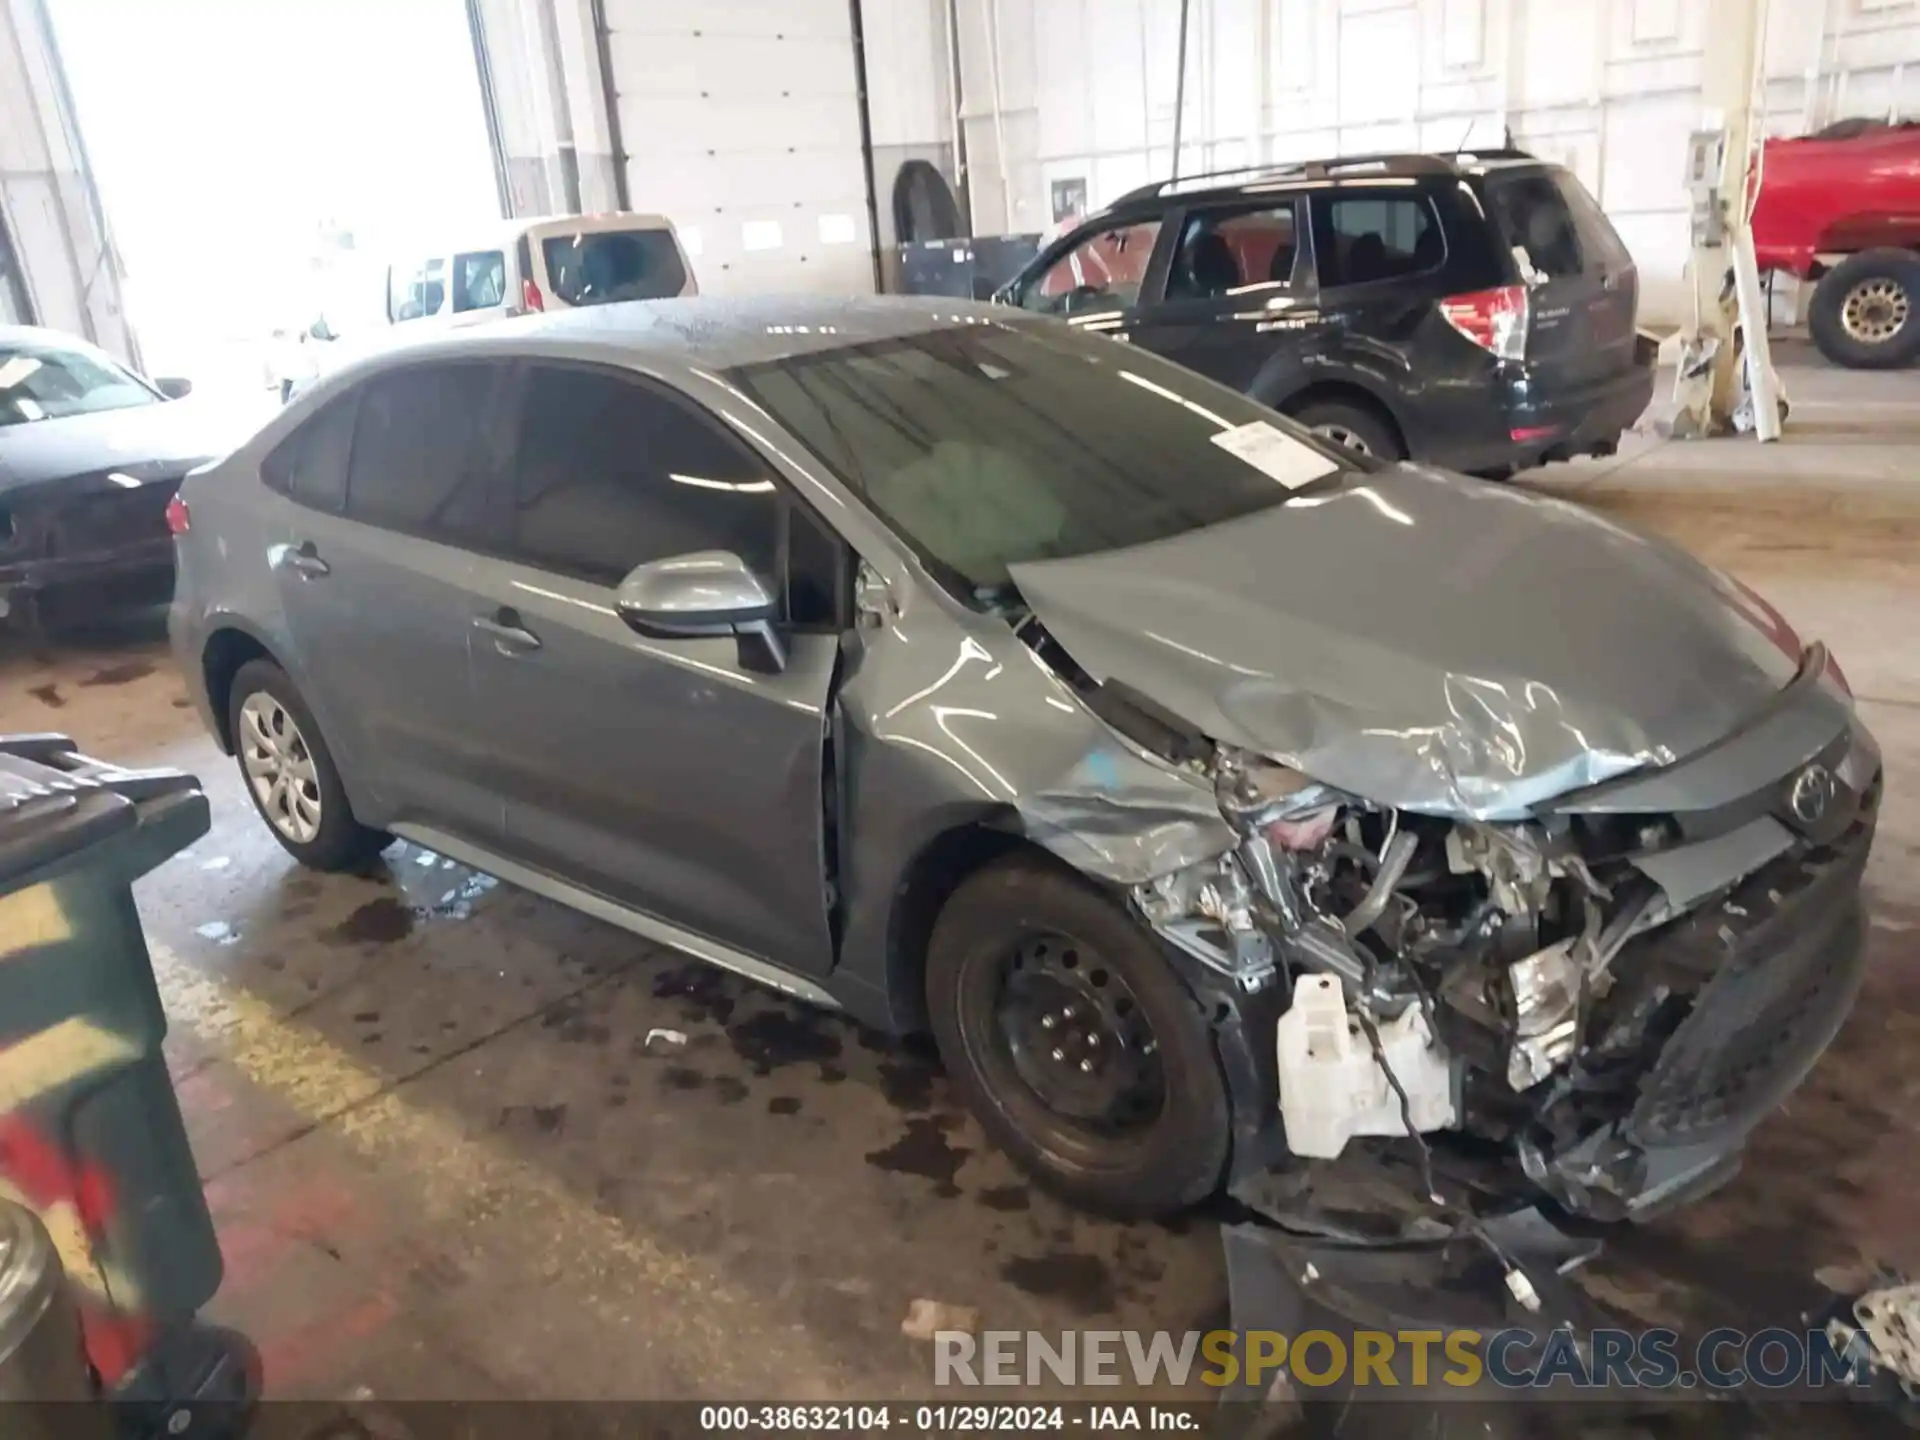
[391,823,843,1011]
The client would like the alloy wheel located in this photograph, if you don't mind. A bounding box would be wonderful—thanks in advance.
[994,933,1165,1133]
[238,692,323,844]
[1841,277,1911,346]
[1313,422,1373,456]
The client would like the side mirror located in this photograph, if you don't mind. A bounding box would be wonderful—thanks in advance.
[154,376,193,400]
[614,550,786,672]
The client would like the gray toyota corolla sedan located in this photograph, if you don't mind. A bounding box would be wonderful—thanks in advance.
[170,297,1876,1249]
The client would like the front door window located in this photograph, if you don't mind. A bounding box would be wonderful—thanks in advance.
[1017,219,1163,315]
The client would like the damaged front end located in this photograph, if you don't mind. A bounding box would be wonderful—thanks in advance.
[1095,642,1880,1331]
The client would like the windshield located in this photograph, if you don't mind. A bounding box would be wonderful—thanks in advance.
[0,343,158,428]
[727,322,1346,598]
[541,230,687,306]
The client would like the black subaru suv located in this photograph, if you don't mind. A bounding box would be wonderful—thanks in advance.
[997,150,1656,473]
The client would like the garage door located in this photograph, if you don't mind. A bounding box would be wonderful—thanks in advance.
[602,0,873,296]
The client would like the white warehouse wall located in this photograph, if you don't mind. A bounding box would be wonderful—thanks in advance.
[479,0,891,294]
[950,0,1920,324]
[0,0,133,356]
[600,0,878,294]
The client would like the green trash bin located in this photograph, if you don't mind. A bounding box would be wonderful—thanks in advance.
[0,734,254,1436]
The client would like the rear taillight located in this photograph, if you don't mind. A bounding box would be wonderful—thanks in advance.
[521,277,545,313]
[165,493,190,535]
[1440,284,1529,361]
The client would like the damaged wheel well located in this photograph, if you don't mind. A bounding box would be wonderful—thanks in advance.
[885,822,1040,1032]
[202,627,274,753]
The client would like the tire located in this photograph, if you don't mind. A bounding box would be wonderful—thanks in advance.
[1808,249,1920,369]
[227,659,390,871]
[1287,400,1405,461]
[926,854,1230,1218]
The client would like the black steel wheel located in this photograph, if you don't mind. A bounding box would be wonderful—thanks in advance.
[996,932,1166,1134]
[927,854,1230,1217]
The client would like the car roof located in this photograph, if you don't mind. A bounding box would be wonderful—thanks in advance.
[347,295,1012,373]
[1105,148,1552,211]
[0,323,102,351]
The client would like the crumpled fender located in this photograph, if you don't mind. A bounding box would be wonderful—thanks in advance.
[837,618,1237,890]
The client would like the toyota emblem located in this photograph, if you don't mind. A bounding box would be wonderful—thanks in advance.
[1789,763,1834,825]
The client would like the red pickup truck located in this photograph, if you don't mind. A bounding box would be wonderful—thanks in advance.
[1752,119,1920,368]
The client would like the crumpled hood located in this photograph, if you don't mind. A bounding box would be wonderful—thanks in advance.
[1009,467,1806,818]
[0,399,242,498]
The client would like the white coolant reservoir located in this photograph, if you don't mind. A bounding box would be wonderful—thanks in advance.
[1274,973,1456,1159]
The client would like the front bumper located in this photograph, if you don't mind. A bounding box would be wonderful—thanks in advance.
[1526,779,1876,1222]
[1211,730,1878,1221]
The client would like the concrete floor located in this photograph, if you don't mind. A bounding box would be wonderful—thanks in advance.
[3,350,1919,1421]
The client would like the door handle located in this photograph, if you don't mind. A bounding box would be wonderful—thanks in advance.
[284,542,330,579]
[472,609,541,653]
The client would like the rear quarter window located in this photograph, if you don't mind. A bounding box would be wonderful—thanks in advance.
[262,394,358,513]
[1482,168,1630,279]
[1553,171,1634,270]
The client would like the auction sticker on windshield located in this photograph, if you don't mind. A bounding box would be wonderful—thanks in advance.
[1209,420,1339,490]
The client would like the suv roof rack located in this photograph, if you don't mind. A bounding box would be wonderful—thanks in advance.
[1111,147,1539,207]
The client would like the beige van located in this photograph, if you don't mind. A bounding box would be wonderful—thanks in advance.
[386,212,698,329]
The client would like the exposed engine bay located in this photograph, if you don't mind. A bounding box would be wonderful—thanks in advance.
[1006,605,1880,1246]
[1133,728,1876,1235]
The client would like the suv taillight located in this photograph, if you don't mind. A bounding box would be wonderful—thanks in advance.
[1440,285,1529,361]
[165,493,190,535]
[521,277,545,313]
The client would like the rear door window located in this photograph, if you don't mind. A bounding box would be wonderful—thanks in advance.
[263,394,358,512]
[1162,202,1300,302]
[540,231,687,306]
[344,363,509,546]
[1315,194,1444,287]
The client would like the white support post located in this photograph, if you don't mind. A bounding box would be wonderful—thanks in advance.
[1672,0,1773,440]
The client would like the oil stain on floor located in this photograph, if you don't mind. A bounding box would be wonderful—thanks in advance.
[865,1114,971,1198]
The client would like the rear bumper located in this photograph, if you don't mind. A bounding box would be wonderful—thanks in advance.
[0,538,176,624]
[1419,355,1657,475]
[0,476,184,625]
